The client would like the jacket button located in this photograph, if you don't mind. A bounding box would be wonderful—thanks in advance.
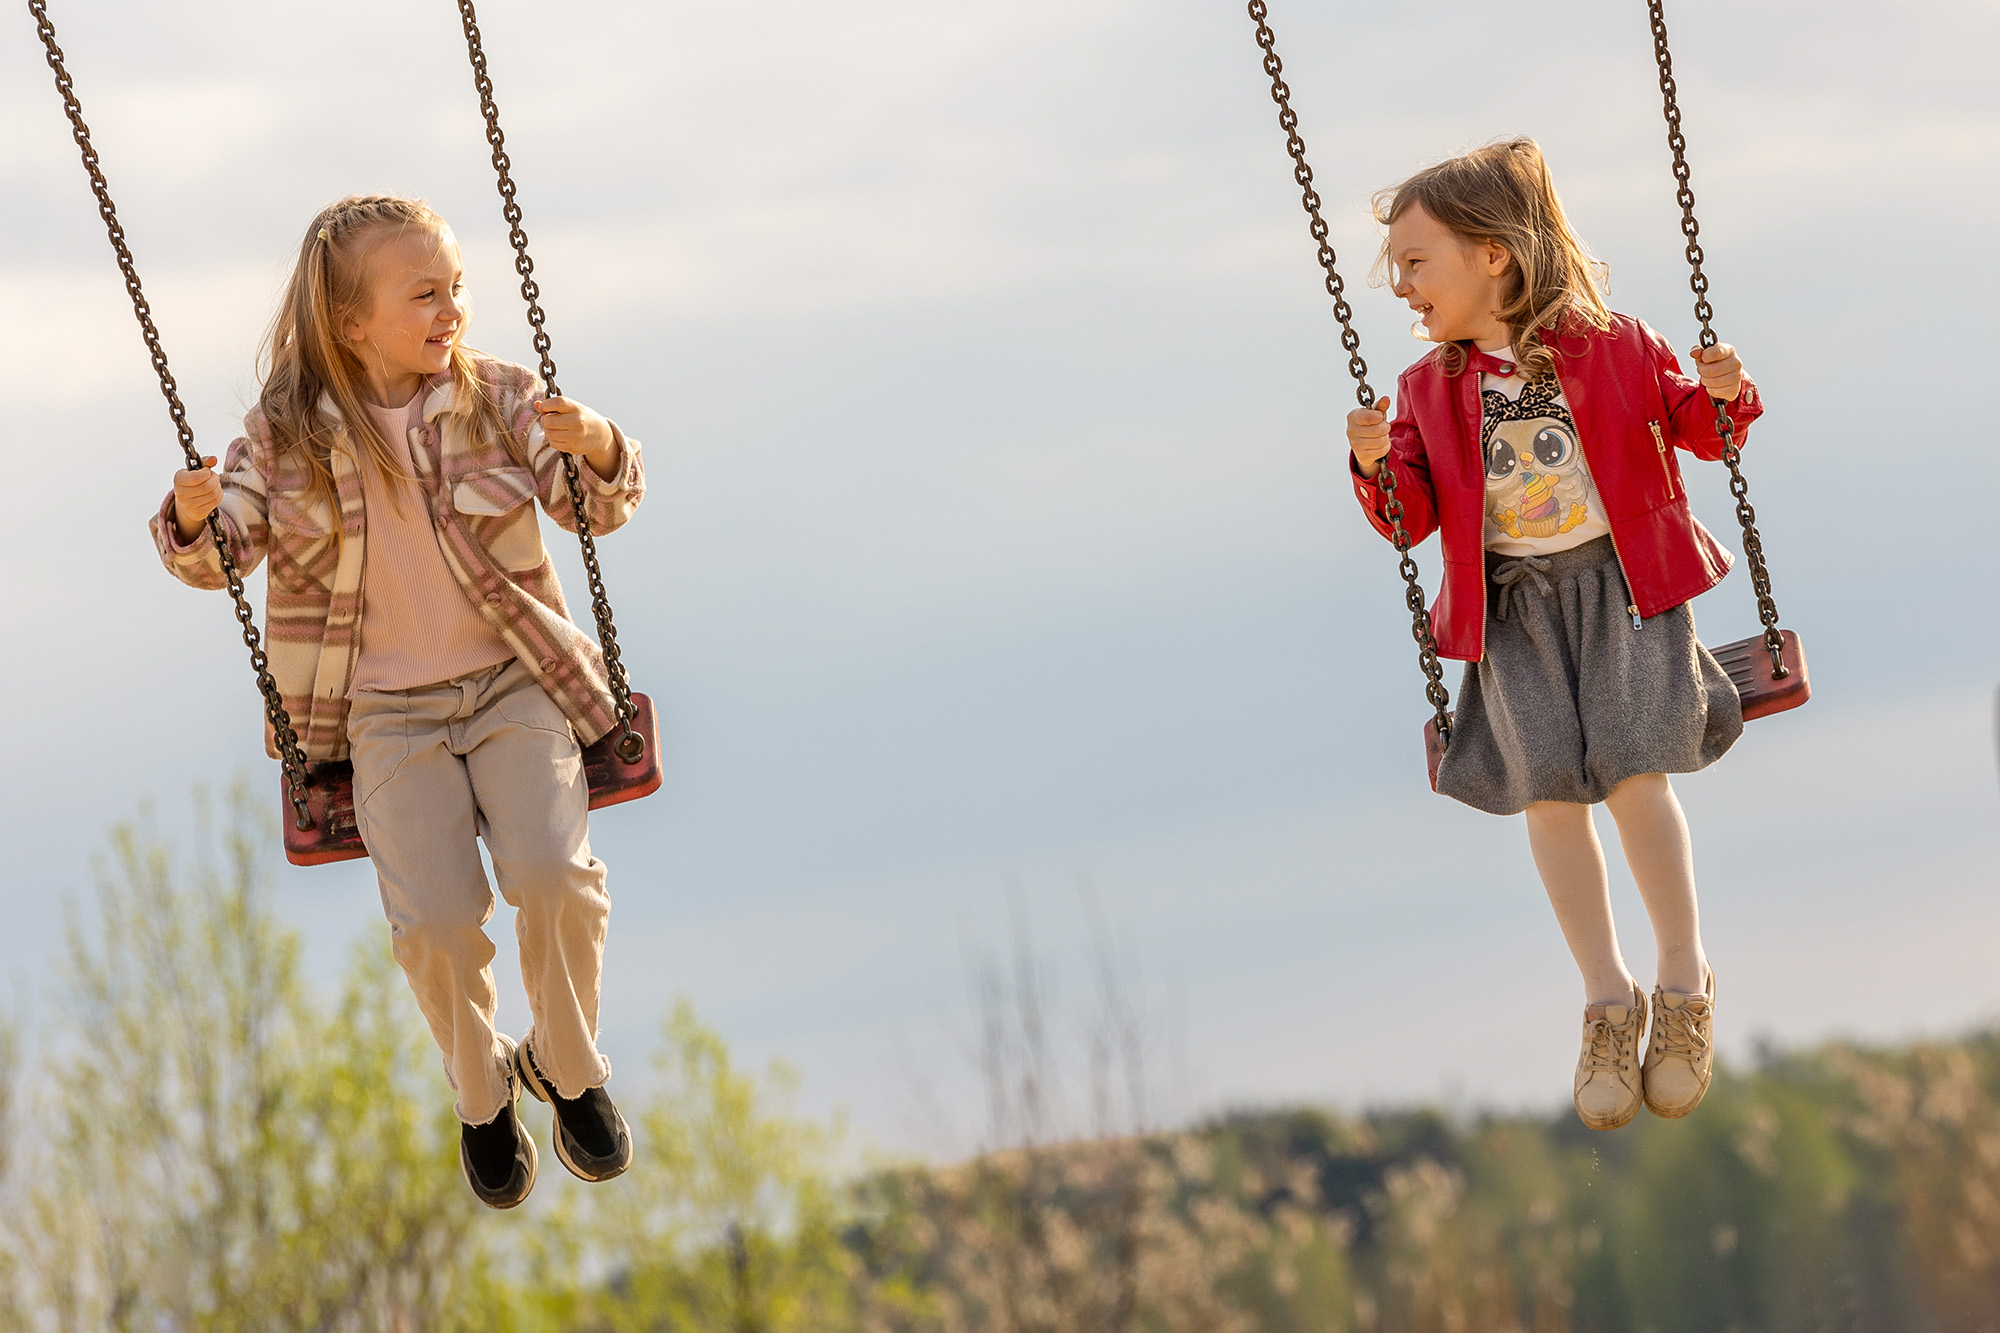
[539,657,557,672]
[484,592,502,605]
[434,515,448,530]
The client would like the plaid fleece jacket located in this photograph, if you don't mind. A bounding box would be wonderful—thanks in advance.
[150,357,645,763]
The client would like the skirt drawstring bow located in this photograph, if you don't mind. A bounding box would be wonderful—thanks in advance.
[1490,554,1554,622]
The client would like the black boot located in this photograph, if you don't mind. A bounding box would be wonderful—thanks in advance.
[515,1036,633,1182]
[459,1041,538,1209]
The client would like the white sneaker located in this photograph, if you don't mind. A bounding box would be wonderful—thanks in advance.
[1644,969,1716,1119]
[1573,986,1648,1131]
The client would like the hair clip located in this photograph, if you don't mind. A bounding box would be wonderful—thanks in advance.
[317,227,331,242]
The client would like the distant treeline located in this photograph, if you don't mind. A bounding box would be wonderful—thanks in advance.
[2,791,1994,1332]
[840,1035,2000,1332]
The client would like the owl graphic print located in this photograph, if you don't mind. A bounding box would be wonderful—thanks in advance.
[1479,359,1612,557]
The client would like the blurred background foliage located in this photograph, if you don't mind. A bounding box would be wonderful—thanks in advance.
[4,794,1998,1332]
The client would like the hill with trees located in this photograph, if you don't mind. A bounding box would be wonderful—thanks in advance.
[2,793,1991,1331]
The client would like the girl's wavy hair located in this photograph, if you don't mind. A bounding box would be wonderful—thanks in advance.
[258,194,509,524]
[1371,138,1611,378]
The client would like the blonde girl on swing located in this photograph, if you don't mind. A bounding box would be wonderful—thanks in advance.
[154,195,642,1207]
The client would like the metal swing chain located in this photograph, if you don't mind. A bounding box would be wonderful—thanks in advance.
[455,0,645,762]
[1247,1,1452,741]
[1645,0,1788,680]
[27,0,317,830]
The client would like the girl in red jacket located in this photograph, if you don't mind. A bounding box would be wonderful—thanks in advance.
[1345,140,1758,1131]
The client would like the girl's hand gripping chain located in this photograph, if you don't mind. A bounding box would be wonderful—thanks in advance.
[534,397,620,481]
[1689,342,1743,402]
[171,455,222,543]
[1347,396,1393,479]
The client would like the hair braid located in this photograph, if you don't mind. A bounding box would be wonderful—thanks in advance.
[257,194,508,529]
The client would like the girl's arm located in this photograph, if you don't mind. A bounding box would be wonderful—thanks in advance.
[149,430,272,590]
[506,380,645,537]
[1644,321,1763,462]
[1347,380,1441,547]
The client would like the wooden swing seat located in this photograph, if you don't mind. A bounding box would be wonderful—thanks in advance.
[1424,630,1809,792]
[283,692,662,866]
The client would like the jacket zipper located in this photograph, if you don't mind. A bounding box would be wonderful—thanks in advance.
[1608,524,1643,628]
[1594,415,1641,630]
[1561,369,1643,630]
[1649,420,1675,500]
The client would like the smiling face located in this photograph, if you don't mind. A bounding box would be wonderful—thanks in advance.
[340,224,466,406]
[1386,201,1515,352]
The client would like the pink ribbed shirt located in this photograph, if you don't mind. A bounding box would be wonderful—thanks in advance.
[349,394,513,694]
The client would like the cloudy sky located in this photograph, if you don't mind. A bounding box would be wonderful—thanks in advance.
[3,0,1995,1155]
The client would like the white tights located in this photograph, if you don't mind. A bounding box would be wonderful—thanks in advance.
[1524,772,1709,1005]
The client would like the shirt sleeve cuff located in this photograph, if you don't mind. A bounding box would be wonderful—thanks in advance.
[585,423,639,495]
[1349,452,1386,495]
[155,494,214,558]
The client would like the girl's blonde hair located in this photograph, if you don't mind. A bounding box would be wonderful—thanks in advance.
[1372,138,1610,378]
[258,194,507,521]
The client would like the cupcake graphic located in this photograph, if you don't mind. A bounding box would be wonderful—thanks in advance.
[1482,380,1594,541]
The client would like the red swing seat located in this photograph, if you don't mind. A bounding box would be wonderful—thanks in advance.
[283,692,663,866]
[1713,629,1810,721]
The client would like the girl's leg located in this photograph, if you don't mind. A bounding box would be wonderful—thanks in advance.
[461,662,612,1101]
[1602,773,1708,996]
[349,684,515,1127]
[1524,800,1637,1005]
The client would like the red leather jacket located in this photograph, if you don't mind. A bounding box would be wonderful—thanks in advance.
[1349,312,1763,662]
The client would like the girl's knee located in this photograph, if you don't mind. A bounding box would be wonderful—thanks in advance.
[502,852,607,911]
[388,899,494,961]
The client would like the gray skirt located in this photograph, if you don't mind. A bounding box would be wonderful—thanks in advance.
[1434,535,1743,816]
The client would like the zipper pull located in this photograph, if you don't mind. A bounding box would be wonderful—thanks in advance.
[1649,421,1675,499]
[1629,604,1643,630]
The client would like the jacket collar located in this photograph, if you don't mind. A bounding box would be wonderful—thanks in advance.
[1461,307,1605,378]
[419,371,461,424]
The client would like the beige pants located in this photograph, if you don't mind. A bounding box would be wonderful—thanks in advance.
[349,658,611,1125]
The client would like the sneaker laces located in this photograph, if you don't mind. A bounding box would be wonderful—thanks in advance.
[1580,1013,1635,1074]
[1652,997,1711,1061]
